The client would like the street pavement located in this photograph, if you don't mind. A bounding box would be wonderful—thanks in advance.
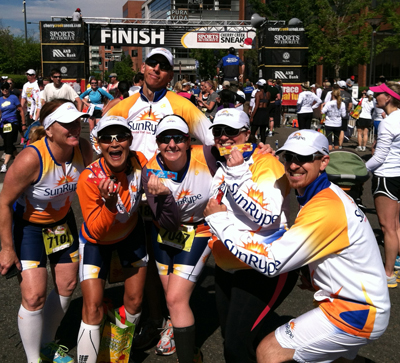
[0,121,399,363]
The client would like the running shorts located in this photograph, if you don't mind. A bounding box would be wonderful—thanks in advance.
[13,209,79,271]
[356,117,372,128]
[372,175,400,201]
[151,223,211,283]
[275,307,370,363]
[79,216,148,281]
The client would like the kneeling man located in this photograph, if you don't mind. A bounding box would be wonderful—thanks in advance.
[205,129,390,363]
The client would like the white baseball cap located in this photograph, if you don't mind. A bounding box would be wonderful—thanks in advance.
[367,90,374,96]
[210,109,250,130]
[256,79,266,86]
[277,129,329,156]
[146,48,174,67]
[43,102,89,129]
[337,80,347,88]
[92,115,131,137]
[156,114,189,136]
[26,69,36,75]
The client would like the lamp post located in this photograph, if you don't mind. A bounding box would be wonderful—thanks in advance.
[22,0,27,43]
[366,18,382,86]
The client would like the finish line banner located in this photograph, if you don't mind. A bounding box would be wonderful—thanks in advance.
[89,24,256,49]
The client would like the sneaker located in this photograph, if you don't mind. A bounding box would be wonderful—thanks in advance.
[361,146,366,151]
[193,347,203,363]
[40,342,74,363]
[0,164,7,173]
[387,274,398,288]
[338,146,343,149]
[132,318,163,349]
[395,271,400,282]
[268,131,273,137]
[355,146,362,151]
[155,318,176,356]
[395,256,400,271]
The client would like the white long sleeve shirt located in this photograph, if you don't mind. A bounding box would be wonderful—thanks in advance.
[297,91,322,114]
[322,100,346,127]
[366,109,400,176]
[359,98,374,119]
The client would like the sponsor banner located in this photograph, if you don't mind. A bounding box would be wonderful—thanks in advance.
[89,24,256,49]
[43,63,86,79]
[281,83,302,106]
[259,66,308,83]
[42,45,86,62]
[41,21,87,43]
[259,49,308,65]
[259,26,307,48]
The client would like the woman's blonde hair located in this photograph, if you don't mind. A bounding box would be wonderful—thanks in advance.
[385,82,400,108]
[301,81,311,91]
[174,81,183,92]
[332,89,342,109]
[29,126,46,144]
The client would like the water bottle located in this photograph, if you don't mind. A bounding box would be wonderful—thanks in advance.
[275,140,279,149]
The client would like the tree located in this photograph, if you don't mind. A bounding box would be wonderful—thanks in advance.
[112,53,135,82]
[189,49,226,80]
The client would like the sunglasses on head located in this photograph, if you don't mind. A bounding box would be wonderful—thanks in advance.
[145,58,172,72]
[157,134,189,144]
[212,126,247,138]
[283,152,323,164]
[98,133,131,144]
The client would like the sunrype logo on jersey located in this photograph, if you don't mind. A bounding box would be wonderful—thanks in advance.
[129,110,160,135]
[176,189,202,206]
[45,176,77,197]
[223,237,281,275]
[230,184,279,227]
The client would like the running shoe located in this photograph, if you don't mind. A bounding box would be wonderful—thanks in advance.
[0,164,7,173]
[387,274,398,288]
[132,318,164,349]
[355,146,363,151]
[394,256,400,271]
[395,271,400,283]
[40,342,74,363]
[155,318,176,356]
[268,131,273,137]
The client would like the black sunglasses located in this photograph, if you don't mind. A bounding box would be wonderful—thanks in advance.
[283,152,323,164]
[212,126,247,138]
[157,134,189,144]
[145,58,172,71]
[26,73,35,76]
[53,76,62,79]
[98,133,131,144]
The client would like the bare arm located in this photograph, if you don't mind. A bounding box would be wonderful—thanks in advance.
[75,97,83,111]
[0,148,40,274]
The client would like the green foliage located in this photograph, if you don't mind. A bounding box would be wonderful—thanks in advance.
[0,25,41,75]
[189,49,226,80]
[375,0,400,54]
[112,53,135,82]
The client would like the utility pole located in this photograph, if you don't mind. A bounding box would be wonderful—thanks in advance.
[23,0,27,43]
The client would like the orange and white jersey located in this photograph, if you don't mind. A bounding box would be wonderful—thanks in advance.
[206,172,390,339]
[144,145,213,224]
[100,89,214,160]
[15,137,85,224]
[208,149,291,272]
[77,154,147,245]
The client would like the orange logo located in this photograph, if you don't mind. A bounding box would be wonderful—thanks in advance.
[130,185,137,193]
[246,187,270,210]
[242,241,269,257]
[55,175,76,186]
[289,321,295,330]
[177,189,192,199]
[137,109,159,122]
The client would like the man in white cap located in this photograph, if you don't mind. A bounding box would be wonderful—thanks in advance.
[21,69,40,126]
[205,129,390,363]
[104,47,214,160]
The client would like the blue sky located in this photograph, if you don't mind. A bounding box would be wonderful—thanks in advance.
[0,0,128,38]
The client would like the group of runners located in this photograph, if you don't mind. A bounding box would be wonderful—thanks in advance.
[0,47,395,363]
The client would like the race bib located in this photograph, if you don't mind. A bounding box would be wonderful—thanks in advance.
[42,223,73,255]
[157,225,195,252]
[3,123,12,133]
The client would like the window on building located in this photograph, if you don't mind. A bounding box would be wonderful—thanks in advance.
[105,46,111,50]
[105,61,108,69]
[131,50,138,57]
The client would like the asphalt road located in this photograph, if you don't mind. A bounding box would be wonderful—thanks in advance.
[0,121,399,363]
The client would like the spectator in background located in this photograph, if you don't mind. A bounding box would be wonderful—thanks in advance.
[72,8,82,21]
[175,80,196,105]
[129,72,144,96]
[249,79,265,115]
[101,80,130,116]
[321,81,332,102]
[221,81,245,109]
[266,79,279,136]
[192,83,200,97]
[356,90,374,151]
[337,81,353,149]
[197,80,218,121]
[216,47,245,82]
[42,69,83,111]
[7,79,21,100]
[21,69,40,126]
[107,73,119,96]
[73,78,82,95]
[233,82,245,111]
[297,81,322,130]
[274,79,283,128]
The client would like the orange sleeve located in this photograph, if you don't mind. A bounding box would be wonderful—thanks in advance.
[77,169,118,241]
[135,151,149,168]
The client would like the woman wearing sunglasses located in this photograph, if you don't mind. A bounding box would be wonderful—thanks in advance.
[0,99,92,363]
[204,108,298,363]
[141,114,214,362]
[196,80,218,121]
[76,115,149,363]
[366,82,400,288]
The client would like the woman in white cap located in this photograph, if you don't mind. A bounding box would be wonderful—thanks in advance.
[0,99,92,363]
[76,115,149,363]
[356,90,374,151]
[366,82,400,288]
[142,114,214,362]
[204,109,298,363]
